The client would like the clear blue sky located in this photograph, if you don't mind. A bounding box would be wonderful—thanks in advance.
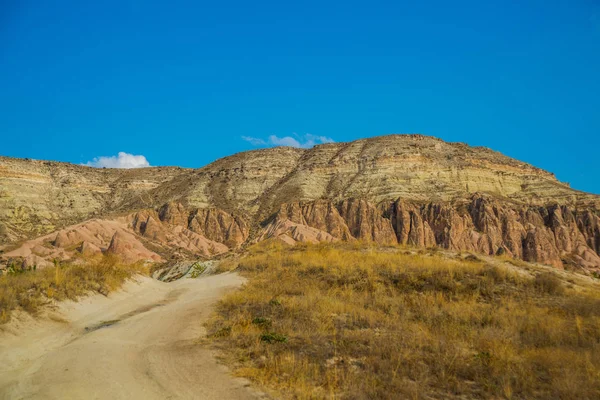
[1,0,598,193]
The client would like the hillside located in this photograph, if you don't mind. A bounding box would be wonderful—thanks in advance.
[1,135,599,271]
[209,242,600,399]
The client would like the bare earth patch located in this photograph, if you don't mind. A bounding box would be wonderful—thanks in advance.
[0,272,264,400]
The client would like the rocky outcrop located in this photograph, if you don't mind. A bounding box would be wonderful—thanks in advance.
[391,200,436,247]
[339,199,397,244]
[3,135,598,246]
[53,231,70,248]
[79,241,102,256]
[0,203,247,270]
[106,231,126,255]
[260,195,600,271]
[106,231,162,262]
[265,199,409,247]
[1,135,599,271]
[260,218,337,245]
[0,219,163,268]
[131,203,249,249]
[3,196,599,271]
[158,202,189,227]
[385,195,600,270]
[188,208,249,247]
[276,200,353,240]
[128,205,234,257]
[23,255,53,269]
[0,157,188,244]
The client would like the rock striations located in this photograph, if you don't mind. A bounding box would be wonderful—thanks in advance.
[260,196,600,270]
[1,135,598,272]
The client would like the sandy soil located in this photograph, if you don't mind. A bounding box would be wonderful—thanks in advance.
[0,273,263,400]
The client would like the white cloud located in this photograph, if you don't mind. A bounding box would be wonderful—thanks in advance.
[268,135,302,147]
[241,136,267,146]
[84,152,150,169]
[243,133,335,149]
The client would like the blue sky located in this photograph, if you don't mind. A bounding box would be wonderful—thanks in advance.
[1,0,598,193]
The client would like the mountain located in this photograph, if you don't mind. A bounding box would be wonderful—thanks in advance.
[1,134,599,271]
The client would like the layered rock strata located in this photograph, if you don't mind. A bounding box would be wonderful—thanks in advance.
[1,135,599,271]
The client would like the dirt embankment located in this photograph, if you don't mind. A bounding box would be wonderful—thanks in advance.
[0,273,264,400]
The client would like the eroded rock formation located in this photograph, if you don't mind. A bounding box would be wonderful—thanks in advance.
[1,135,598,271]
[262,195,600,271]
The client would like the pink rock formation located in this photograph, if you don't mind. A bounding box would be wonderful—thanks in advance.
[260,195,600,271]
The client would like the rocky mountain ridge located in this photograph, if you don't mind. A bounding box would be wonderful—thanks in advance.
[1,135,598,271]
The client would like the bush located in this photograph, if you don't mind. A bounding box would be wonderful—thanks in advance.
[260,332,287,344]
[189,262,207,278]
[533,272,564,295]
[252,317,272,328]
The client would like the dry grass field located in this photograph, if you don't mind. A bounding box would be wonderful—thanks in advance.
[0,255,147,324]
[209,242,600,399]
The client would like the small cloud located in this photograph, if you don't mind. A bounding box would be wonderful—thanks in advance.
[243,133,335,149]
[241,136,267,146]
[268,135,302,147]
[84,152,150,169]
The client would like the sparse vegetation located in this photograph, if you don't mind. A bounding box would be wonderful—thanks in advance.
[189,261,208,278]
[0,255,148,324]
[533,272,564,295]
[208,241,600,399]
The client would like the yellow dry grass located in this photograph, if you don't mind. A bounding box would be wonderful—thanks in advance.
[208,241,600,399]
[0,255,148,324]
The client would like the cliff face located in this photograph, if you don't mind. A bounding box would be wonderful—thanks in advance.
[260,196,600,271]
[388,196,600,269]
[1,135,599,271]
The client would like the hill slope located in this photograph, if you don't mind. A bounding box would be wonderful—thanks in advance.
[1,135,599,271]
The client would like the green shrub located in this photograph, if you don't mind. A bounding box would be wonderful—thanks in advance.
[260,332,287,344]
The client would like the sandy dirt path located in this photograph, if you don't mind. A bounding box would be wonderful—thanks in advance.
[0,273,263,400]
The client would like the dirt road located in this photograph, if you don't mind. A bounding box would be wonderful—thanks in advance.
[0,273,263,400]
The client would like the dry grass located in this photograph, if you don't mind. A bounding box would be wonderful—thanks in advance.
[208,241,600,399]
[0,255,148,324]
